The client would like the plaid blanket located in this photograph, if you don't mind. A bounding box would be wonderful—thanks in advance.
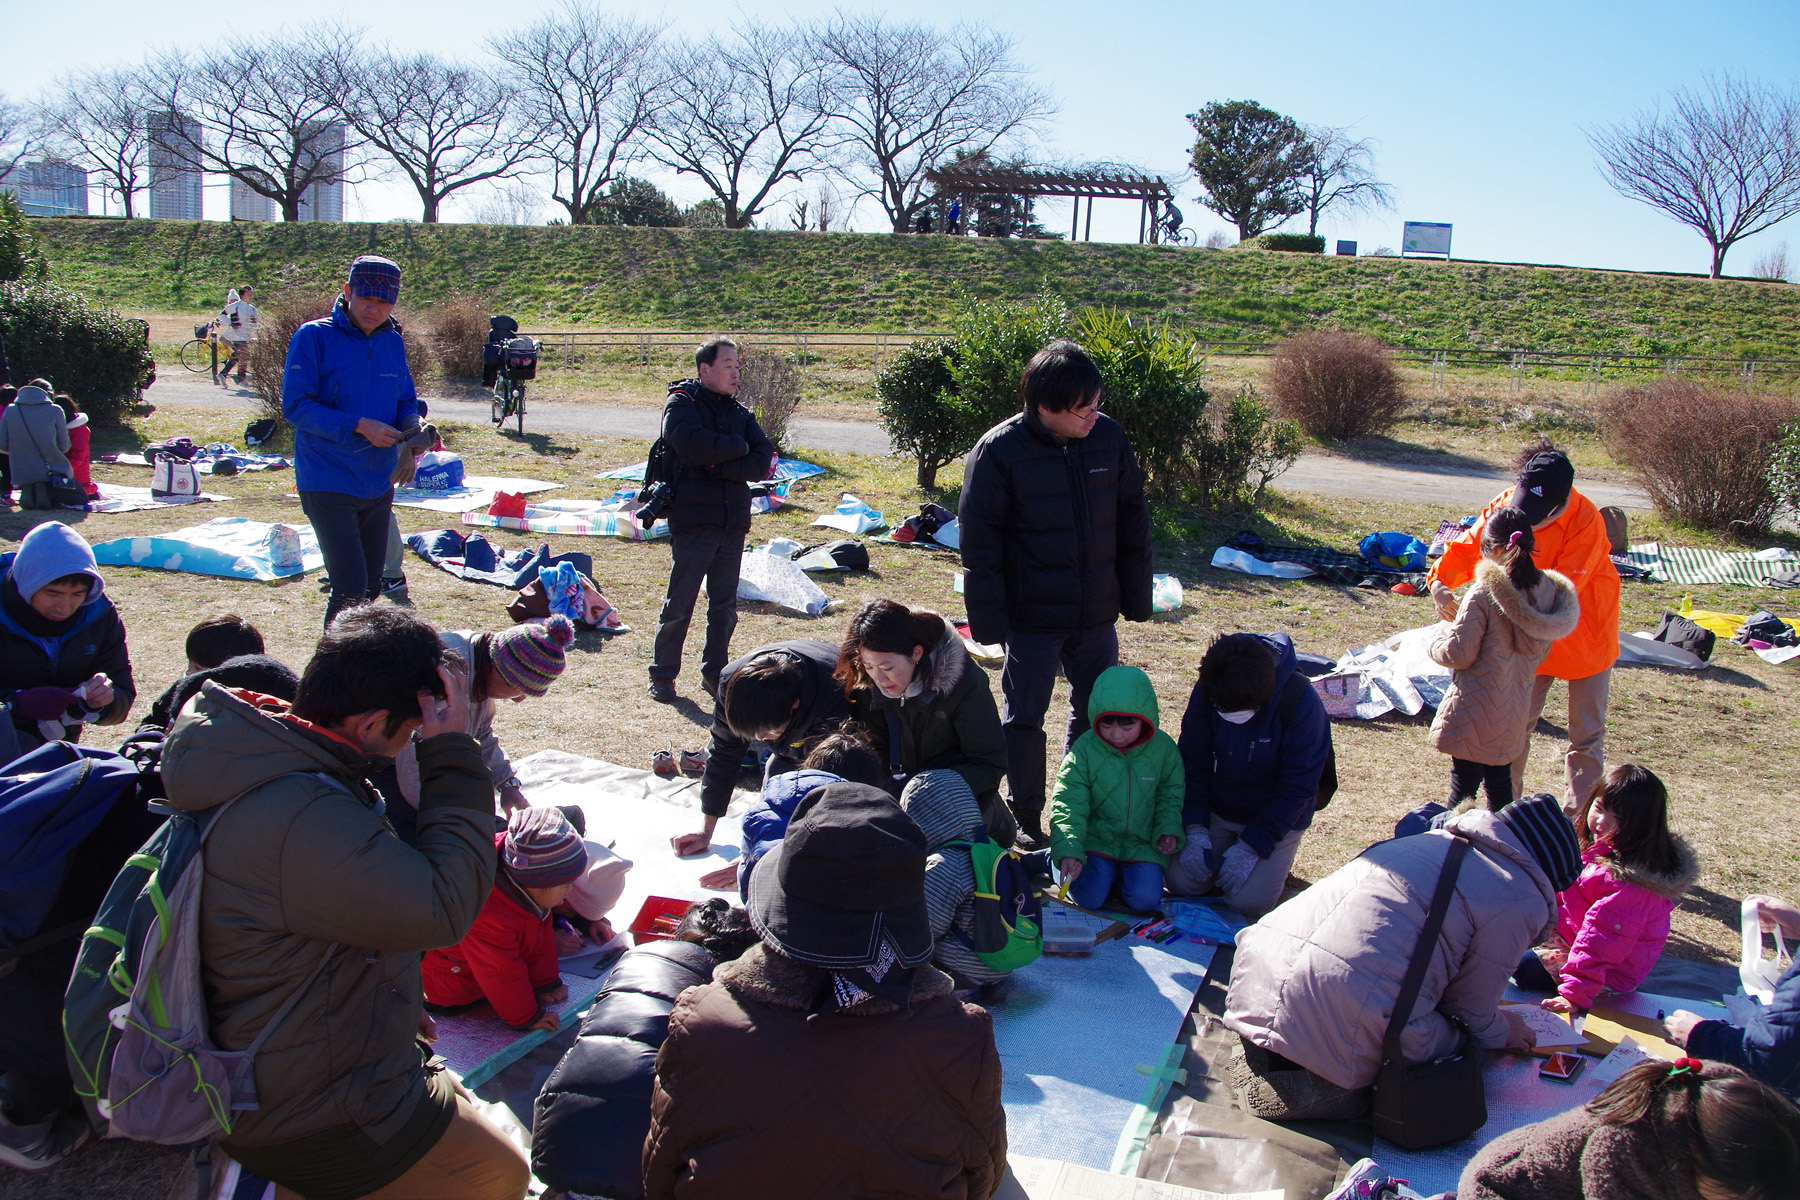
[1234,540,1428,587]
[1624,543,1800,588]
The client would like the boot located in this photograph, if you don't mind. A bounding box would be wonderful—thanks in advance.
[1011,804,1048,852]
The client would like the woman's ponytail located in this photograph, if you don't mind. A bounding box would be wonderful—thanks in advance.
[1482,506,1542,593]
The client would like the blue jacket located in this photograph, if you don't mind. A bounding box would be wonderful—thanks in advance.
[1687,958,1800,1101]
[737,769,843,901]
[1176,631,1330,857]
[281,299,419,497]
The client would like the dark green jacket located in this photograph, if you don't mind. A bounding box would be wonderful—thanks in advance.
[851,620,1006,798]
[1049,665,1185,867]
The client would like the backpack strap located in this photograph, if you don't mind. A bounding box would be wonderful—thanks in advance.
[883,705,905,785]
[1381,835,1470,1063]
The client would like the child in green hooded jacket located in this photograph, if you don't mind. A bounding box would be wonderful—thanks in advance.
[1050,664,1186,913]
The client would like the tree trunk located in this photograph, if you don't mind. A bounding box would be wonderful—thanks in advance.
[422,196,440,224]
[1710,239,1728,279]
[121,192,135,219]
[281,196,302,221]
[916,457,937,489]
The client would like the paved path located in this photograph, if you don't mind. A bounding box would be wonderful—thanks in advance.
[148,372,1653,511]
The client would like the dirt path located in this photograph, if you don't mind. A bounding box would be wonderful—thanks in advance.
[143,370,1653,510]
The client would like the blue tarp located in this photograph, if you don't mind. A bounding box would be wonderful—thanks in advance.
[91,518,323,581]
[597,457,826,483]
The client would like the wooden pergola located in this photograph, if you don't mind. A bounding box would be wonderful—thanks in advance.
[923,164,1178,243]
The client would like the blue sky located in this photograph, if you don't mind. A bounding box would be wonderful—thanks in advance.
[8,0,1798,276]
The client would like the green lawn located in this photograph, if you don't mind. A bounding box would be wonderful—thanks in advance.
[33,218,1800,356]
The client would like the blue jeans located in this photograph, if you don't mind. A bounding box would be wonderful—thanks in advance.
[1068,855,1165,914]
[1001,625,1119,815]
[300,489,394,627]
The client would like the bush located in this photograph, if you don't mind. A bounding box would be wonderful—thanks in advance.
[1267,330,1406,440]
[1077,307,1210,497]
[0,281,154,424]
[736,344,802,453]
[0,194,45,282]
[876,339,960,488]
[1601,380,1800,533]
[1192,386,1304,509]
[1247,232,1325,253]
[1771,421,1800,518]
[246,272,432,424]
[421,293,492,380]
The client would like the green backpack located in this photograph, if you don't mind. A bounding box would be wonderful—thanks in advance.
[944,836,1043,971]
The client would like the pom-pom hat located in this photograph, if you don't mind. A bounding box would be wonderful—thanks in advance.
[493,616,575,698]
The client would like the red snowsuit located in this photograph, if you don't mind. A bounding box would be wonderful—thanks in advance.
[422,835,562,1027]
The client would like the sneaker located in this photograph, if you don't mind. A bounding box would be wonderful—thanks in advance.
[0,1110,90,1171]
[1012,807,1049,853]
[652,749,679,778]
[647,677,677,703]
[678,748,709,778]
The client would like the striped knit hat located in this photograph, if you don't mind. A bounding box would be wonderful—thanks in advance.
[502,806,589,888]
[493,616,575,698]
[1495,793,1581,892]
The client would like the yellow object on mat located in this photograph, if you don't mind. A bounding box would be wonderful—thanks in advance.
[1579,1007,1685,1061]
[1686,609,1748,638]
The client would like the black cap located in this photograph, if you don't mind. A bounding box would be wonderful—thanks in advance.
[1512,451,1574,525]
[747,782,933,971]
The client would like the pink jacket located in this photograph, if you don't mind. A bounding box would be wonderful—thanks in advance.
[1552,837,1699,1009]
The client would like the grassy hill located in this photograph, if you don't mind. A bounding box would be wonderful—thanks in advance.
[32,217,1800,356]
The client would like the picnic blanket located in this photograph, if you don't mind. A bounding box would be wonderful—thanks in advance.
[77,482,229,512]
[1212,539,1428,588]
[404,528,593,589]
[463,499,671,541]
[392,475,562,514]
[598,456,826,483]
[1624,542,1799,587]
[90,517,322,581]
[107,449,290,474]
[1312,624,1453,720]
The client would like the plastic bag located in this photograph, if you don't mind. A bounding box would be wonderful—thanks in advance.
[813,493,885,534]
[736,548,832,616]
[1152,573,1183,612]
[1742,896,1794,1004]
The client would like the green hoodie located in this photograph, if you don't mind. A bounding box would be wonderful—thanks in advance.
[1048,665,1186,867]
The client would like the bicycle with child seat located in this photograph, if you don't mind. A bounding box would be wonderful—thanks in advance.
[490,334,540,435]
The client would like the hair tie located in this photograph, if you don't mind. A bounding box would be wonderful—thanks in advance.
[1669,1057,1703,1076]
[1508,531,1524,548]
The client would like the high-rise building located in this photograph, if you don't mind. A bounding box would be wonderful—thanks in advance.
[146,111,204,220]
[296,121,346,223]
[0,161,89,217]
[230,177,278,222]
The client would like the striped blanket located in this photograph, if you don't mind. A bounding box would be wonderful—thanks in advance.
[463,501,671,540]
[1624,543,1800,587]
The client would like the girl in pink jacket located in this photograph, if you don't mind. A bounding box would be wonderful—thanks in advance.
[1521,764,1699,1013]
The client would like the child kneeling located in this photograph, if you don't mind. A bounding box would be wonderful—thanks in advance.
[1050,665,1184,914]
[424,807,589,1031]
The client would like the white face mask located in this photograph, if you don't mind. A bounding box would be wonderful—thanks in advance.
[1217,709,1256,725]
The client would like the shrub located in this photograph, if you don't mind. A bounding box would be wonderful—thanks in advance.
[736,343,802,453]
[1771,421,1800,518]
[0,195,46,282]
[421,293,492,380]
[246,273,432,424]
[876,339,960,488]
[1248,232,1325,253]
[1077,306,1210,497]
[0,281,154,424]
[1191,385,1304,509]
[1601,380,1800,533]
[1267,330,1406,440]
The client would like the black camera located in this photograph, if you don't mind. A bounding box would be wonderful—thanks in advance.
[636,481,674,523]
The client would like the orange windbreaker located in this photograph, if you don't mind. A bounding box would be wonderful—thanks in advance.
[1427,487,1620,680]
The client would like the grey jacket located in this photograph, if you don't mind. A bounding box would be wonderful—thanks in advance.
[0,386,72,485]
[161,683,496,1152]
[1224,809,1556,1089]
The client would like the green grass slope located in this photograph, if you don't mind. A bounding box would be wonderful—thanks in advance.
[33,217,1800,355]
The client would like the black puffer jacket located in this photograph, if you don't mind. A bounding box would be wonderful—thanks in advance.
[660,380,776,533]
[958,409,1152,643]
[532,939,716,1198]
[698,639,848,819]
[0,576,135,751]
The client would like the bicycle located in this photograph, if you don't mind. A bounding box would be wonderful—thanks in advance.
[490,334,540,434]
[178,322,222,373]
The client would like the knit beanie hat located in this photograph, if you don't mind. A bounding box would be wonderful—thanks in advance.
[1496,793,1581,891]
[492,616,575,698]
[502,806,589,889]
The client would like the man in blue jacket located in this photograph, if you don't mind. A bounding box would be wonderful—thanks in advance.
[283,255,419,627]
[1171,632,1332,918]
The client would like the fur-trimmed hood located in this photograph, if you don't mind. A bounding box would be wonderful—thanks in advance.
[713,943,956,1016]
[1590,834,1701,901]
[915,616,969,699]
[1473,559,1580,643]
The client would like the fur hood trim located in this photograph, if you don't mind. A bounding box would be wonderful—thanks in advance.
[918,617,970,699]
[714,944,956,1015]
[1474,560,1581,643]
[1596,834,1701,901]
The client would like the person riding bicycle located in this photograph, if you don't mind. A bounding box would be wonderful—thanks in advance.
[483,315,520,390]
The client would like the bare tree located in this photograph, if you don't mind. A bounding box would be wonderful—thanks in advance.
[146,26,365,222]
[816,15,1053,233]
[489,0,668,226]
[1298,125,1393,237]
[1752,242,1792,281]
[337,51,533,223]
[643,22,836,229]
[0,92,47,181]
[460,177,547,225]
[1590,77,1800,278]
[42,68,153,217]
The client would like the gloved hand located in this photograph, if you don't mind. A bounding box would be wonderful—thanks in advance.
[1216,842,1261,895]
[1177,826,1213,881]
[12,686,82,722]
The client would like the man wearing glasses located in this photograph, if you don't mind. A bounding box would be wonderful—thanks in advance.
[958,340,1154,851]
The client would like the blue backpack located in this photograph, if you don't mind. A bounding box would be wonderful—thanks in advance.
[0,742,145,963]
[1359,531,1428,572]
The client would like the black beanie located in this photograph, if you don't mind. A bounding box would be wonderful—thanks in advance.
[1496,793,1581,892]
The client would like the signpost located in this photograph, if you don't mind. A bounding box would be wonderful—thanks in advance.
[1401,222,1453,258]
[1335,240,1358,256]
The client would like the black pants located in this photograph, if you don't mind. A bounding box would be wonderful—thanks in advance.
[219,339,250,380]
[650,525,742,683]
[1450,757,1514,810]
[0,945,80,1123]
[301,488,394,628]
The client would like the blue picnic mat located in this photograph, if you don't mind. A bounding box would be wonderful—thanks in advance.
[91,518,322,581]
[598,457,826,483]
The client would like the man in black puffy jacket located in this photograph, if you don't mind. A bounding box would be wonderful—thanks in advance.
[647,339,777,704]
[958,339,1153,848]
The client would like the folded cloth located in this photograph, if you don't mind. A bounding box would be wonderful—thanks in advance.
[405,528,593,589]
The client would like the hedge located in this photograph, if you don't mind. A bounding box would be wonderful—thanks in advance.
[0,281,157,424]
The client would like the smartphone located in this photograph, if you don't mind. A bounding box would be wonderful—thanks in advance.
[1539,1051,1585,1083]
